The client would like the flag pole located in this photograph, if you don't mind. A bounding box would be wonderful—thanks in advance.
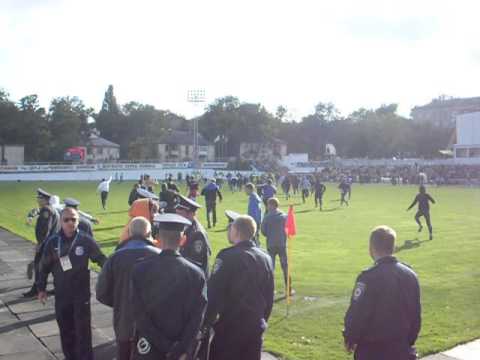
[286,234,292,317]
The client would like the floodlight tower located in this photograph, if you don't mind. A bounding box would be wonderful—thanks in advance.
[187,89,206,168]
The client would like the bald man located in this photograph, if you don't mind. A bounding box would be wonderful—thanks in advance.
[97,217,161,360]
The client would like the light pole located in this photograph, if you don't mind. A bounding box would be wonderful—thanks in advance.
[187,89,206,168]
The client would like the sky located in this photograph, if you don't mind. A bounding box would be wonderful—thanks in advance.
[1,0,480,120]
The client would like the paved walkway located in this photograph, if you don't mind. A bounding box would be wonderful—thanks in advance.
[0,228,277,360]
[421,339,480,360]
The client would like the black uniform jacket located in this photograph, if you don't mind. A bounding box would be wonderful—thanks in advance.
[38,229,106,303]
[180,219,211,277]
[96,237,161,341]
[131,250,207,359]
[205,240,274,335]
[35,205,59,244]
[344,256,421,348]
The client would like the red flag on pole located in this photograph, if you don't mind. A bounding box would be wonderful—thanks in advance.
[285,205,296,312]
[285,205,297,237]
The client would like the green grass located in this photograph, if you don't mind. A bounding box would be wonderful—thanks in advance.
[0,181,479,359]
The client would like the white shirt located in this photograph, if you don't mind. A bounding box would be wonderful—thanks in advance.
[97,176,112,193]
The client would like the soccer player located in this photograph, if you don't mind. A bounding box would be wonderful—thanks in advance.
[407,185,436,240]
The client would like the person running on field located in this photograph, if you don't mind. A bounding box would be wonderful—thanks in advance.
[407,185,436,240]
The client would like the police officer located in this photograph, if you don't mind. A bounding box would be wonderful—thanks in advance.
[37,207,106,360]
[23,188,59,298]
[343,226,421,360]
[225,210,240,225]
[96,217,161,360]
[175,194,212,277]
[63,197,98,236]
[130,213,207,360]
[205,215,274,360]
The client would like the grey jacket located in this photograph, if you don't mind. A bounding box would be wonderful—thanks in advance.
[96,238,160,341]
[261,210,287,248]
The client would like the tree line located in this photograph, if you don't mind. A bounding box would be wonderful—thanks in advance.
[0,85,451,162]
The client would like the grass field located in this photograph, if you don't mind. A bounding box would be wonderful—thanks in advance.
[0,181,479,359]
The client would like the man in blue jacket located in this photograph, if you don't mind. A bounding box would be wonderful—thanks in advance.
[245,183,262,245]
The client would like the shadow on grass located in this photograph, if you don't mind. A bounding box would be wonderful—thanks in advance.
[269,314,288,328]
[322,207,342,212]
[98,237,121,249]
[96,210,128,215]
[95,225,125,232]
[395,238,432,253]
[296,209,314,214]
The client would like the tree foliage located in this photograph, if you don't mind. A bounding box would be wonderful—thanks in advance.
[0,86,452,162]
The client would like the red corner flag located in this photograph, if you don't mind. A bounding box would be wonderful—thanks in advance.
[285,205,297,237]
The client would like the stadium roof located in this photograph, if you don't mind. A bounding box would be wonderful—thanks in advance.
[157,129,211,146]
[87,134,120,148]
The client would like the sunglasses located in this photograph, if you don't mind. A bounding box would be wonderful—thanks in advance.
[63,217,78,223]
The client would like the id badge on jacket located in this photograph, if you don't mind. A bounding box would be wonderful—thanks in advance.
[59,255,73,271]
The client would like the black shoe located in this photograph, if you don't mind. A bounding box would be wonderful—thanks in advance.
[23,287,38,298]
[429,233,433,240]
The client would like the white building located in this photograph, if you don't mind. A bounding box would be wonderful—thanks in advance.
[1,144,24,165]
[239,138,287,161]
[454,112,480,160]
[157,129,215,162]
[85,134,120,162]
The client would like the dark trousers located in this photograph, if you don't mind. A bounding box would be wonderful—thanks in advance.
[100,191,108,209]
[206,202,217,228]
[209,330,263,360]
[29,242,46,294]
[415,211,432,234]
[55,299,93,360]
[117,340,133,360]
[301,189,309,203]
[268,246,289,288]
[314,192,324,208]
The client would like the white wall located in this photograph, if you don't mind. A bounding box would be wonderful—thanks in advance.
[3,145,24,165]
[456,112,480,145]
